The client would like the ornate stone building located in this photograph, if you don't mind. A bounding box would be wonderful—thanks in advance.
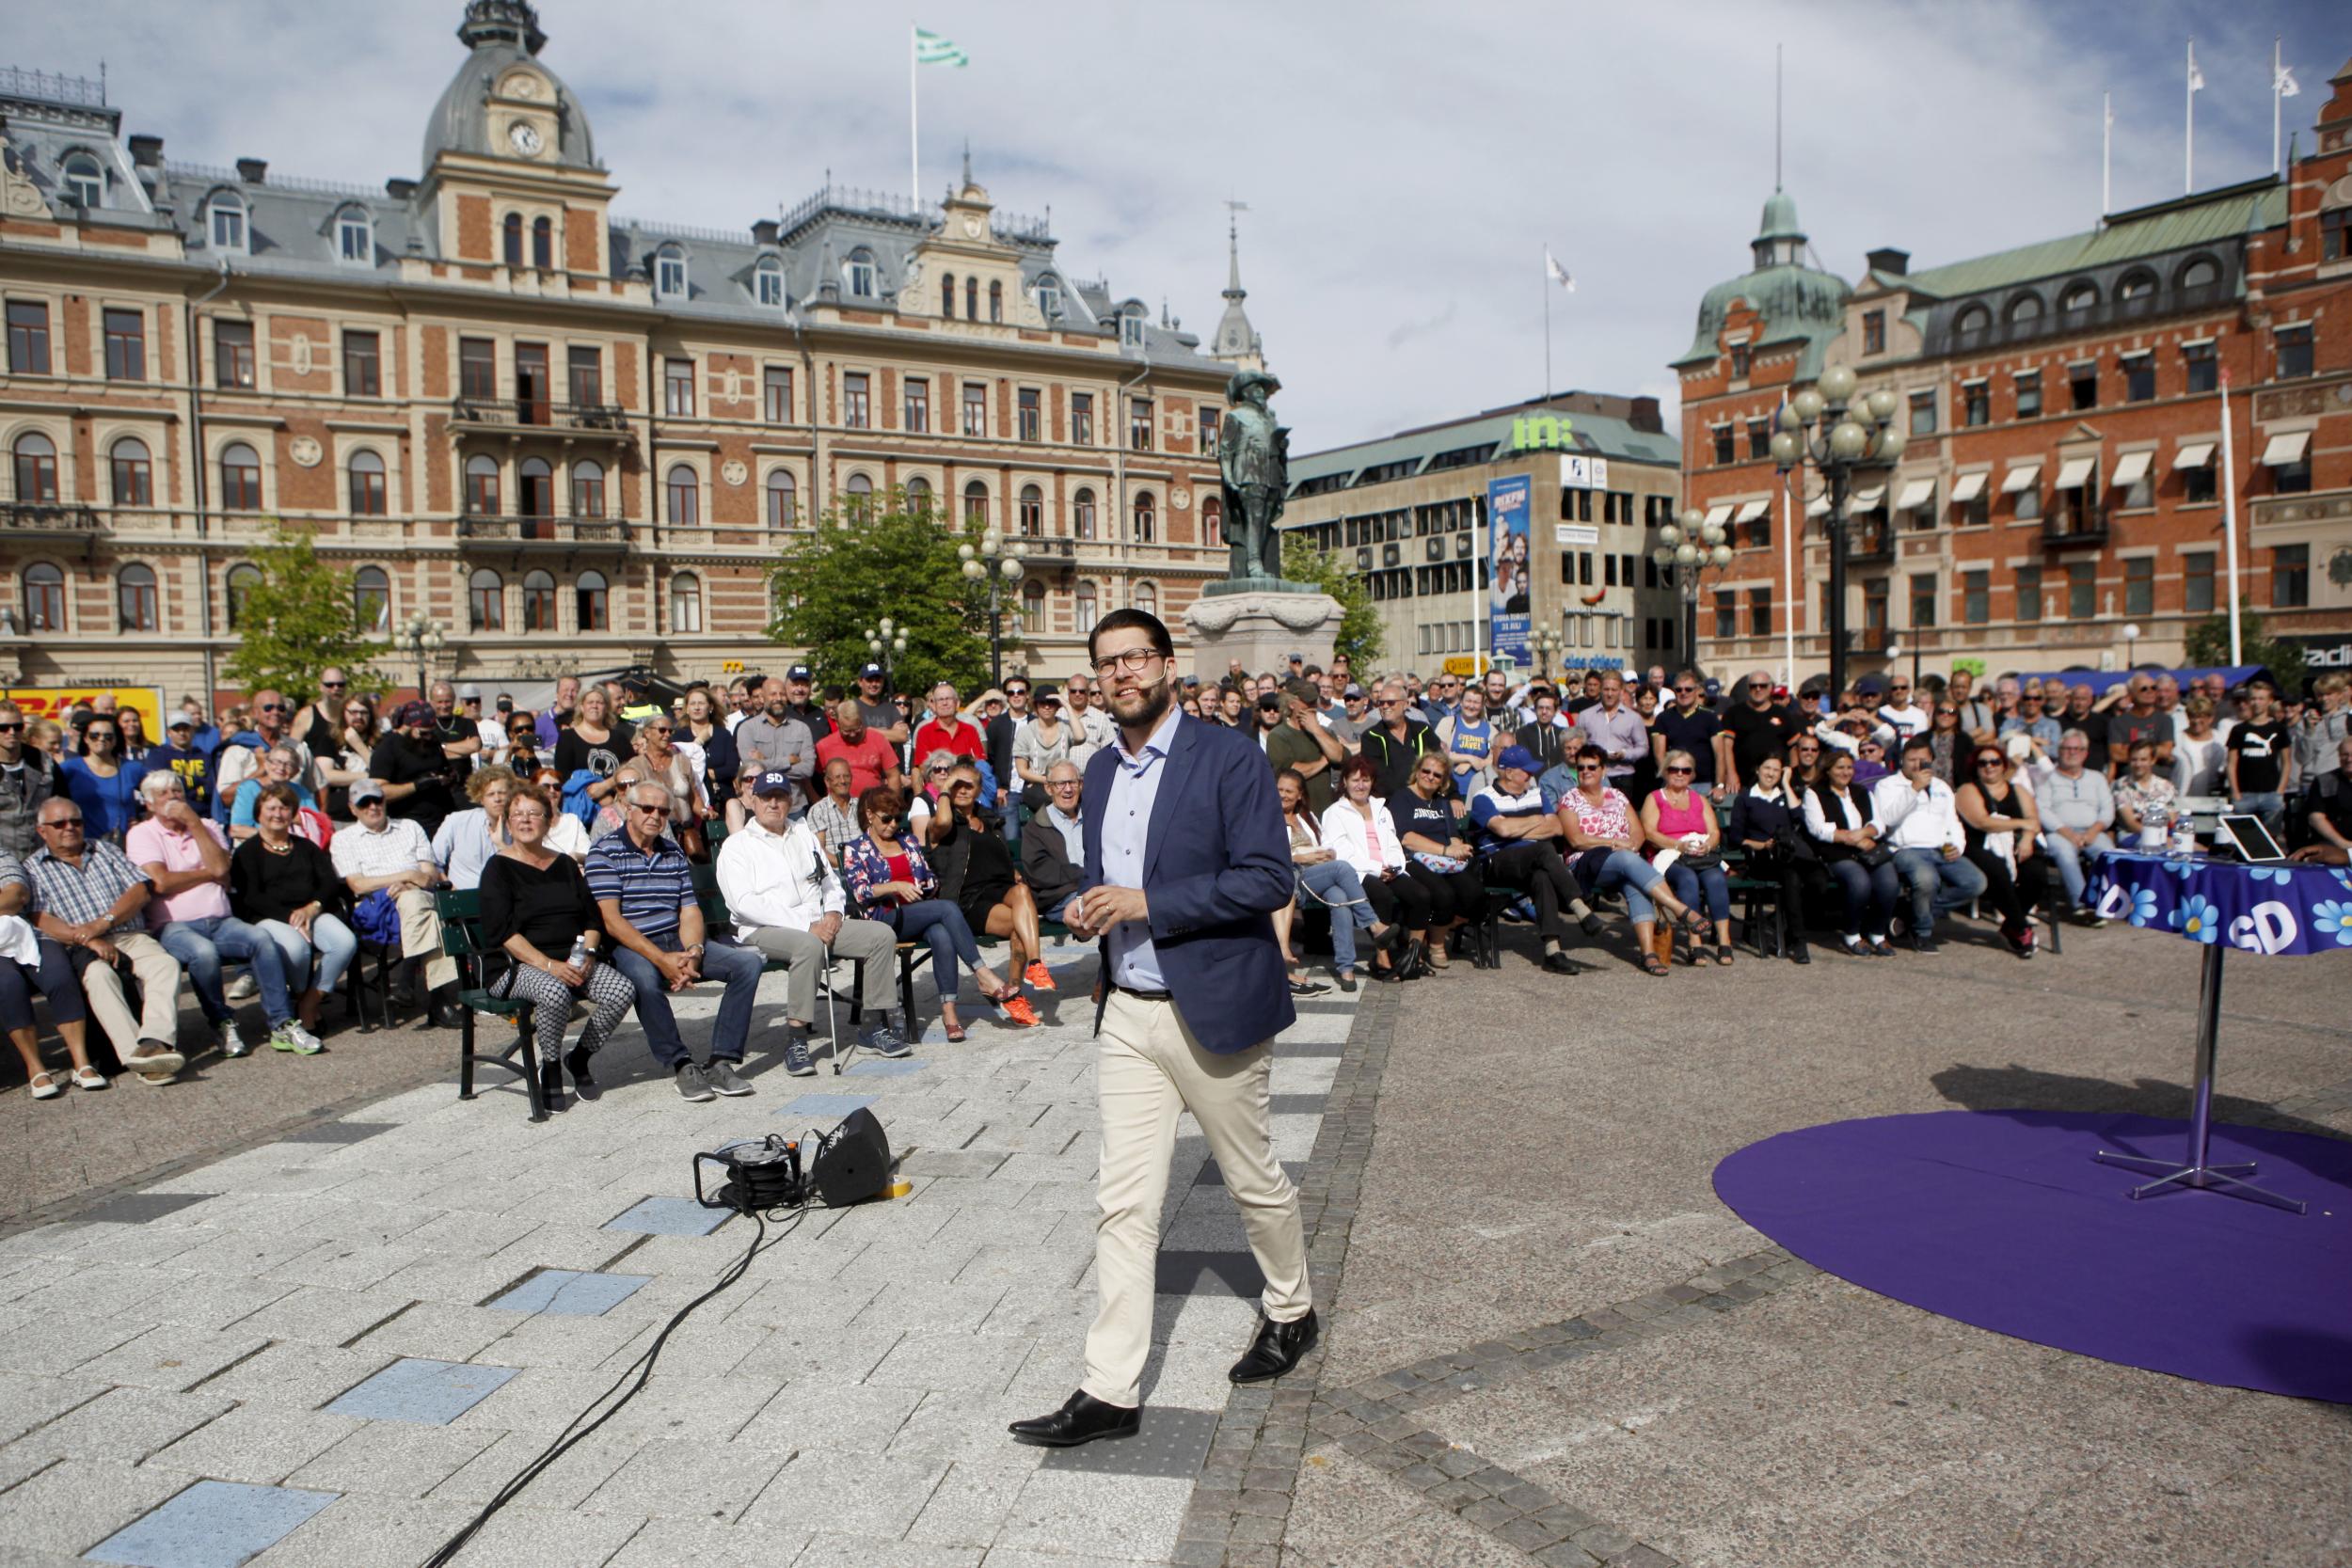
[0,1,1263,701]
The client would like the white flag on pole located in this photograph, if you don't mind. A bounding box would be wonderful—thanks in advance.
[1545,248,1575,292]
[2276,60,2301,97]
[2187,43,2204,92]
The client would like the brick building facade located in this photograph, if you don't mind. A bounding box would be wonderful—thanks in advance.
[1677,55,2352,688]
[0,1,1258,703]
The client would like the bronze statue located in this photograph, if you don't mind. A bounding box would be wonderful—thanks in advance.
[1219,369,1288,581]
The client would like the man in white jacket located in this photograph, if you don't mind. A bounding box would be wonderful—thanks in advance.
[716,770,902,1075]
[1870,736,1987,953]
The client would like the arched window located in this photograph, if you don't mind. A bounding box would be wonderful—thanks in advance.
[2058,280,2097,314]
[904,475,932,515]
[469,568,504,631]
[1135,580,1158,619]
[665,464,699,525]
[941,274,956,318]
[656,245,687,299]
[765,469,797,528]
[1018,484,1043,536]
[521,569,556,631]
[352,566,389,633]
[1202,495,1223,548]
[1073,486,1097,541]
[12,433,59,503]
[989,280,1003,323]
[347,450,387,515]
[1035,276,1061,319]
[571,458,606,519]
[1131,488,1156,543]
[337,205,372,262]
[845,472,874,518]
[532,215,553,270]
[965,277,978,319]
[503,213,524,268]
[517,456,553,522]
[2005,293,2042,325]
[1950,304,1990,338]
[845,247,877,297]
[755,255,784,307]
[219,441,262,511]
[224,563,261,629]
[2178,256,2221,291]
[207,191,246,252]
[62,153,103,209]
[106,437,152,507]
[670,572,702,634]
[1075,579,1098,628]
[963,479,990,528]
[576,570,609,631]
[464,453,500,515]
[24,562,66,631]
[116,563,158,632]
[2117,269,2156,301]
[1021,578,1044,630]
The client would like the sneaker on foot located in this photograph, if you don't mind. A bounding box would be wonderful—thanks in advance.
[997,994,1041,1028]
[564,1045,601,1101]
[218,1020,256,1059]
[224,973,259,1003]
[782,1027,817,1077]
[270,1022,324,1055]
[1024,960,1057,992]
[674,1061,714,1102]
[860,1022,914,1057]
[706,1059,755,1097]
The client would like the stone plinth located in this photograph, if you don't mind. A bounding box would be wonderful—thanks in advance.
[1183,589,1344,684]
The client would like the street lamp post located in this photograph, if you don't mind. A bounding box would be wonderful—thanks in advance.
[1529,627,1565,683]
[392,613,445,700]
[1651,508,1732,672]
[1771,363,1906,700]
[960,527,1026,688]
[863,617,908,690]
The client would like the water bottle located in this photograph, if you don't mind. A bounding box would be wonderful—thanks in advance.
[565,934,590,971]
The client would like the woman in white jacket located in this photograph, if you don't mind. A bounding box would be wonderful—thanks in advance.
[1321,755,1435,978]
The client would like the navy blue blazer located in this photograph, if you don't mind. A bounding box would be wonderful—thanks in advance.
[1080,709,1296,1054]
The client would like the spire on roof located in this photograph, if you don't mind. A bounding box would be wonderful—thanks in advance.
[1211,199,1265,372]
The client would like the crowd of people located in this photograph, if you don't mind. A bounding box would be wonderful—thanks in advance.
[6,647,2345,1104]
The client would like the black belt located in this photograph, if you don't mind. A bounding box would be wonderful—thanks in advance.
[1110,982,1173,1002]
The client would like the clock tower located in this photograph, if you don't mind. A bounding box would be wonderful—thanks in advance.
[903,151,1033,327]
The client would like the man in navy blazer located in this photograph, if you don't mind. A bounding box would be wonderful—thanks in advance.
[1010,609,1318,1449]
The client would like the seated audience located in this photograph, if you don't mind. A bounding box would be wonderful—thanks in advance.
[841,785,1018,1044]
[2113,741,2180,845]
[229,743,319,841]
[1018,762,1088,922]
[1954,746,2048,958]
[1871,736,1988,953]
[1386,753,1486,972]
[1642,750,1734,965]
[26,799,186,1082]
[1804,750,1900,958]
[1317,758,1423,983]
[330,780,458,1027]
[229,783,356,1038]
[0,846,101,1097]
[927,763,1044,1022]
[2035,730,2117,917]
[1556,744,1704,976]
[1725,753,1823,963]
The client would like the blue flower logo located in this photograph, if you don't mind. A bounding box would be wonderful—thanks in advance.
[2249,865,2294,885]
[2313,901,2352,947]
[2331,868,2352,894]
[2127,887,2159,927]
[2169,894,2221,942]
[2165,858,2199,880]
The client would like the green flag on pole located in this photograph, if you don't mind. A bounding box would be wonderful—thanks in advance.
[915,28,968,66]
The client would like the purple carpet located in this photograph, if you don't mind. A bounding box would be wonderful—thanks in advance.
[1712,1110,2352,1403]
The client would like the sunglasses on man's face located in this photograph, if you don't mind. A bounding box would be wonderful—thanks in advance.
[0,722,21,734]
[320,680,345,689]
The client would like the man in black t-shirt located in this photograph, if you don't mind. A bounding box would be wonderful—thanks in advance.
[2226,680,2295,834]
[370,701,461,836]
[1725,673,1801,787]
[427,680,484,770]
[779,664,834,742]
[1652,672,1731,800]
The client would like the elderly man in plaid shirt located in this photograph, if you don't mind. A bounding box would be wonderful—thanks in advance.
[26,797,187,1084]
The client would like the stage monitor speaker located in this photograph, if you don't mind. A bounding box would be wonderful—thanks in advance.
[811,1107,893,1206]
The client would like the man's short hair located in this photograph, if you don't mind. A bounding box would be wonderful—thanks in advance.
[137,769,183,802]
[628,779,674,807]
[1086,608,1172,666]
[1900,736,1935,759]
[1046,760,1082,783]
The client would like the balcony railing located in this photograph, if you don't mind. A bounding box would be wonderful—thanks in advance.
[451,399,633,436]
[2042,505,2109,547]
[457,514,631,546]
[1851,626,1894,654]
[1843,520,1895,563]
[0,501,103,536]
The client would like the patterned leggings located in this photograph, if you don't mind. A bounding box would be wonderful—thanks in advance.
[490,958,636,1067]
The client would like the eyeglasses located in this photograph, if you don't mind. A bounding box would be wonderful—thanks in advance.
[1575,762,1603,772]
[1666,765,1693,775]
[1674,686,1697,695]
[1004,686,1028,697]
[39,816,84,829]
[87,729,119,742]
[1047,779,1080,790]
[1090,647,1164,678]
[628,801,668,815]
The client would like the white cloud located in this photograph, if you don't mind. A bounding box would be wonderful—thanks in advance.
[14,0,2337,454]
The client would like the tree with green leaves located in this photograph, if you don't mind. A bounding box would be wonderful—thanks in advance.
[220,524,385,705]
[2183,601,2305,686]
[765,497,1000,694]
[1279,533,1385,671]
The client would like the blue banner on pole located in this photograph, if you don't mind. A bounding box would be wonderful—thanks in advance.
[1486,475,1530,665]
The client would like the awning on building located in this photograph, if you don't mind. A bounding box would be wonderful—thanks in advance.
[2001,462,2042,494]
[1895,478,1936,511]
[2261,430,2311,467]
[1805,494,1831,518]
[1733,499,1770,523]
[1704,503,1734,527]
[2110,451,2153,488]
[1851,486,1886,510]
[2172,441,2216,470]
[2052,455,2097,490]
[1949,471,1989,503]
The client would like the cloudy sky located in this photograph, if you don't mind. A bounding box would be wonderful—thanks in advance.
[19,0,2345,453]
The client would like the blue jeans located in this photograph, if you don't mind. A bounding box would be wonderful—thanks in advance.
[1587,848,1665,924]
[1296,859,1375,972]
[608,927,764,1068]
[1826,858,1901,938]
[2235,792,2285,837]
[882,899,983,999]
[256,915,358,999]
[159,914,293,1028]
[2042,831,2115,908]
[1664,861,1731,925]
[1890,847,1987,939]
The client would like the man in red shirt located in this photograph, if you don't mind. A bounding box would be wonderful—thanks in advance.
[911,681,985,767]
[815,699,904,798]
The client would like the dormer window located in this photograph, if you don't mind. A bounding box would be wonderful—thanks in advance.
[845,247,877,297]
[208,192,247,253]
[336,206,373,263]
[656,245,687,299]
[755,255,785,308]
[2059,280,2098,315]
[62,153,103,209]
[1035,276,1061,319]
[1120,309,1145,349]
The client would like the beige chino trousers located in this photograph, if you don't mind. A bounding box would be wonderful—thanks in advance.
[79,930,184,1053]
[394,886,457,991]
[1083,990,1311,1410]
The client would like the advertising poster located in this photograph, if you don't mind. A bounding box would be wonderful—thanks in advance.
[1486,475,1531,665]
[1,686,165,733]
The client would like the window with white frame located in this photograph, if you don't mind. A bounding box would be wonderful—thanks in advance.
[670,572,702,634]
[208,192,247,251]
[845,247,877,297]
[655,245,687,299]
[755,256,785,308]
[62,153,103,209]
[336,206,372,262]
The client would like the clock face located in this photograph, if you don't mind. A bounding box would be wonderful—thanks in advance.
[508,121,545,157]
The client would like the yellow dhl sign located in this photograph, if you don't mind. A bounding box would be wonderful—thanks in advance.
[1,686,166,732]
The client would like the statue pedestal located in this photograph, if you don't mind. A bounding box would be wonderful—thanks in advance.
[1183,590,1344,684]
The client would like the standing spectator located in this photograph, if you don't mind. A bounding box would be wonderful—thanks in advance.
[552,685,634,809]
[1438,686,1500,800]
[1804,750,1900,957]
[804,758,863,862]
[988,679,1030,811]
[1328,684,1375,748]
[117,708,153,764]
[677,687,739,809]
[1726,752,1822,964]
[1012,689,1075,813]
[230,784,355,1039]
[1999,688,2063,752]
[1871,736,1987,953]
[1266,693,1345,811]
[432,766,518,891]
[2290,673,2350,821]
[149,714,215,816]
[57,713,147,845]
[2035,731,2117,916]
[2106,675,2173,775]
[1921,701,1969,785]
[2171,696,2228,797]
[851,663,907,747]
[128,772,313,1055]
[1955,747,2048,958]
[0,845,102,1097]
[498,712,546,779]
[721,675,756,735]
[370,701,461,837]
[26,800,186,1082]
[2113,741,2181,844]
[215,689,313,816]
[1061,673,1117,764]
[290,668,351,763]
[587,779,765,1101]
[1556,745,1703,976]
[734,677,818,800]
[2057,683,2106,767]
[910,682,985,767]
[533,674,581,752]
[633,716,711,855]
[816,698,905,799]
[1948,670,1995,739]
[777,665,833,742]
[1020,761,1088,923]
[318,695,381,823]
[1642,751,1734,965]
[842,784,1019,1043]
[480,782,636,1109]
[2225,680,2295,835]
[1726,673,1803,787]
[427,681,484,768]
[1651,672,1731,803]
[0,700,58,859]
[1876,675,1930,742]
[330,781,458,1026]
[1516,689,1571,775]
[2293,735,2352,864]
[1359,683,1439,798]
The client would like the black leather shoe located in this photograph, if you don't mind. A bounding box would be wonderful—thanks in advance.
[1009,1390,1139,1448]
[564,1047,601,1101]
[1230,1308,1319,1384]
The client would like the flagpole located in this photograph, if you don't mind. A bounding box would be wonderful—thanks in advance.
[2185,40,2196,195]
[1542,245,1552,399]
[909,23,920,206]
[2274,37,2283,173]
[2102,91,2112,217]
[1779,469,1795,688]
[2220,368,2243,666]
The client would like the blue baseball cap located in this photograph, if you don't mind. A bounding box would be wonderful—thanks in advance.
[787,664,812,682]
[753,769,798,798]
[1497,746,1542,774]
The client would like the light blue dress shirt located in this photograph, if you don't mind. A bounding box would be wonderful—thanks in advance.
[1101,703,1182,990]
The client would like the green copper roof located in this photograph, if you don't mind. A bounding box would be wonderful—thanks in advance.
[1899,177,2285,300]
[1673,262,1851,372]
[1756,188,1804,243]
[1288,402,1679,491]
